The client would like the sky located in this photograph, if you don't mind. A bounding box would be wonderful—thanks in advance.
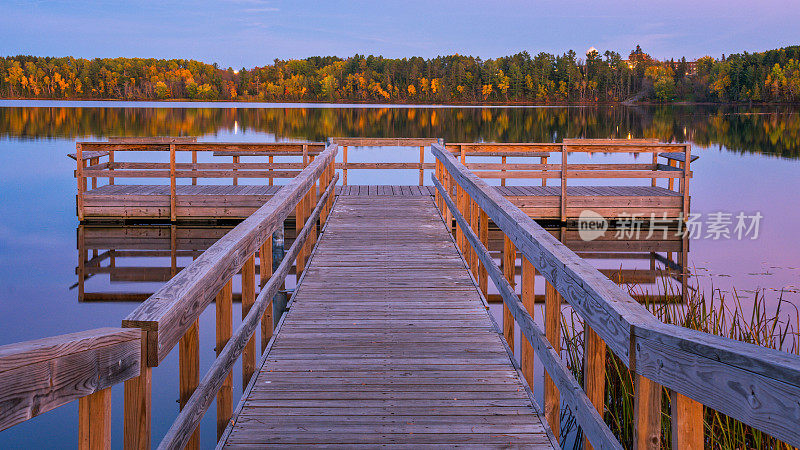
[1,0,799,68]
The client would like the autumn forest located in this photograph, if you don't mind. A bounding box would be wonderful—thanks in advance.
[2,45,800,104]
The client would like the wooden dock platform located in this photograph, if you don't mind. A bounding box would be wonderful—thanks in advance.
[219,194,555,448]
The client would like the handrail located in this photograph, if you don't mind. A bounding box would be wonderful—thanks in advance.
[432,175,621,449]
[158,171,338,450]
[122,143,338,366]
[0,328,142,445]
[432,142,800,448]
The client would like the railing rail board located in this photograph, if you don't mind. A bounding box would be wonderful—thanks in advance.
[432,142,800,447]
[122,144,337,366]
[157,172,338,450]
[0,328,142,432]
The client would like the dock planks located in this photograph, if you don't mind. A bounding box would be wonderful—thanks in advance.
[221,195,554,448]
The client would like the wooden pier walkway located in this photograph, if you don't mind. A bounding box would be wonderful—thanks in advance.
[220,194,554,448]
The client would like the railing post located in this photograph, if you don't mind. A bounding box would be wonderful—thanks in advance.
[216,280,233,440]
[242,255,256,387]
[651,151,658,187]
[191,149,197,186]
[634,373,662,449]
[260,239,273,352]
[295,190,307,277]
[268,155,273,186]
[681,144,691,216]
[502,235,516,352]
[76,143,84,221]
[79,387,111,450]
[342,145,348,185]
[670,390,703,450]
[521,257,535,387]
[232,155,239,186]
[169,144,176,222]
[469,198,480,279]
[419,145,425,186]
[108,150,115,185]
[124,333,151,450]
[544,281,561,440]
[560,144,567,222]
[179,321,199,450]
[478,208,488,296]
[584,326,606,450]
[501,155,507,186]
[455,184,465,253]
[542,155,548,187]
[90,156,98,189]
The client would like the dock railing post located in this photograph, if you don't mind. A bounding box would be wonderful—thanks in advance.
[216,280,233,440]
[260,239,273,352]
[178,321,199,450]
[670,389,703,449]
[544,280,561,440]
[419,145,425,186]
[560,144,567,222]
[232,155,239,186]
[502,235,516,352]
[521,257,535,388]
[76,143,84,221]
[634,373,662,449]
[242,255,256,387]
[79,387,112,450]
[342,145,348,185]
[108,150,115,185]
[169,144,176,222]
[478,208,488,297]
[584,326,607,450]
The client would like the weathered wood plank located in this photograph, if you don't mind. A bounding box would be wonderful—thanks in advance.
[0,328,141,432]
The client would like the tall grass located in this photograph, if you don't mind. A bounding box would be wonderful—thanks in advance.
[558,278,800,449]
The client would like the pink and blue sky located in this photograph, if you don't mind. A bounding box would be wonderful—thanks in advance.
[1,0,799,68]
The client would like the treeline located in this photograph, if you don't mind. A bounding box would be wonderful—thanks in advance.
[2,45,800,103]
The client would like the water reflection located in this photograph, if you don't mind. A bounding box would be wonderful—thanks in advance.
[2,104,799,158]
[486,226,691,305]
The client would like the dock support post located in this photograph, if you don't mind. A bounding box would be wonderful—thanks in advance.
[108,150,115,185]
[478,209,488,297]
[502,235,516,352]
[79,387,111,450]
[242,255,256,387]
[342,145,348,185]
[469,198,479,279]
[76,143,84,221]
[544,281,561,440]
[542,155,548,187]
[521,257,535,388]
[179,321,199,450]
[232,156,239,186]
[191,150,197,186]
[419,145,425,186]
[124,332,151,450]
[216,280,233,440]
[584,326,606,450]
[295,190,307,277]
[169,144,176,222]
[260,239,273,352]
[268,155,273,186]
[455,184,465,254]
[501,155,506,186]
[670,390,703,450]
[272,228,288,328]
[634,374,662,449]
[560,145,567,222]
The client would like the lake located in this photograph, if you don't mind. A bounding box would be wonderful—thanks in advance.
[0,101,798,448]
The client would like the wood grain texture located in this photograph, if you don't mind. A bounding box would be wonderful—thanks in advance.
[215,280,233,440]
[219,194,553,448]
[0,328,141,432]
[634,374,661,450]
[79,387,111,450]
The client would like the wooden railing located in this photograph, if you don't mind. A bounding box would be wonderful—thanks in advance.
[432,142,800,449]
[118,143,337,449]
[446,140,694,220]
[0,328,143,449]
[2,143,337,448]
[71,138,326,221]
[328,137,441,185]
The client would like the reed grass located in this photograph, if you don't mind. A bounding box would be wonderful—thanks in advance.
[557,275,799,449]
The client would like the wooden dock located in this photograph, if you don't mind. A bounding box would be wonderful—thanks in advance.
[220,194,554,448]
[8,139,800,450]
[72,138,693,222]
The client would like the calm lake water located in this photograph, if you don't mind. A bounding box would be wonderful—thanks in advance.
[0,101,799,448]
